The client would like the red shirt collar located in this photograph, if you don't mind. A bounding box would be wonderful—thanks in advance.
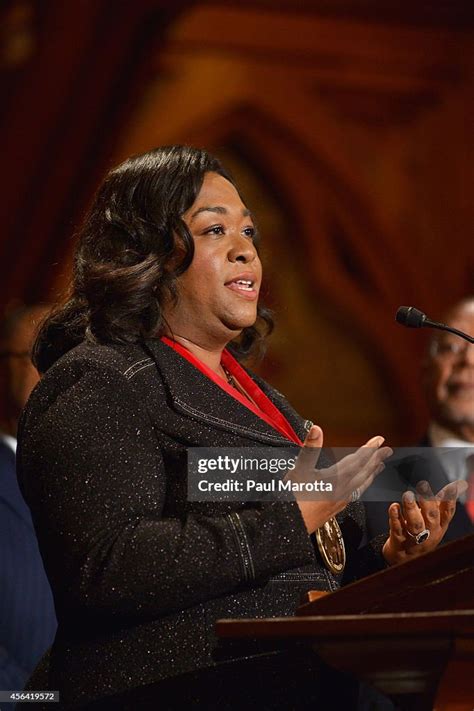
[161,336,302,445]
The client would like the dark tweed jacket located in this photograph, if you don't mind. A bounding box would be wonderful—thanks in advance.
[17,339,386,707]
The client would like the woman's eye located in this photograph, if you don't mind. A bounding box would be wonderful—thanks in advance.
[204,225,225,235]
[202,224,256,239]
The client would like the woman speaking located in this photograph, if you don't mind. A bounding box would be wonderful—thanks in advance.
[17,146,461,709]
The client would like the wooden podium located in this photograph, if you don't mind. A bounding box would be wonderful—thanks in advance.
[217,534,474,711]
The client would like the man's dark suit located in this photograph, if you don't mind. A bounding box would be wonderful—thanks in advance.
[17,339,386,708]
[364,435,473,543]
[0,439,57,690]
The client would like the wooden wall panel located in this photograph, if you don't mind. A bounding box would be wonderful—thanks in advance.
[0,0,192,305]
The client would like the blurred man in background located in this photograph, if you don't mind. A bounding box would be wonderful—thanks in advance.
[0,305,57,691]
[421,297,474,535]
[365,297,474,542]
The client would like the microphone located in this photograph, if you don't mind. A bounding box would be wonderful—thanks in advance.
[396,306,474,343]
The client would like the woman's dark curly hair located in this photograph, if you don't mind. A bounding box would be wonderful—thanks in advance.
[33,145,273,373]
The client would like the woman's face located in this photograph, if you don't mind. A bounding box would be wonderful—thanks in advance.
[163,171,262,348]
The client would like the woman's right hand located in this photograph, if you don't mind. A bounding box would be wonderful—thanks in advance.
[291,425,392,534]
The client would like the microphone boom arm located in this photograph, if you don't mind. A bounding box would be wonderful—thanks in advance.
[396,306,474,343]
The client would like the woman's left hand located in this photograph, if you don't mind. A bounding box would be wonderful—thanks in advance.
[382,479,468,566]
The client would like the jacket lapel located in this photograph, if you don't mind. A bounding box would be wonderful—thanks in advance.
[0,440,36,529]
[143,339,301,447]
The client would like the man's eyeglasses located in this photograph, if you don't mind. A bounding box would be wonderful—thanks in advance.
[430,340,473,359]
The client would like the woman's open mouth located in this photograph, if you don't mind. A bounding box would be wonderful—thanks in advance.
[224,274,259,299]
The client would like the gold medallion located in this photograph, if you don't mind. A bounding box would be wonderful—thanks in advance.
[315,517,346,574]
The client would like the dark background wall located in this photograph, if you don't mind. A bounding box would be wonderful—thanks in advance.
[1,0,472,445]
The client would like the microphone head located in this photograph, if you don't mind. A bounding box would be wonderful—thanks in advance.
[396,306,427,328]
